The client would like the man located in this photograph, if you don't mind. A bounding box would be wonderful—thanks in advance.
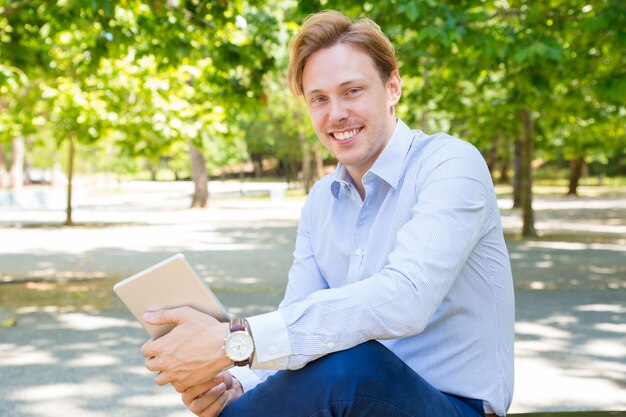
[141,10,514,417]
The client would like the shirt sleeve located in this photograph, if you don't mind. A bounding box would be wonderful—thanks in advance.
[249,143,493,370]
[228,366,276,393]
[228,366,262,392]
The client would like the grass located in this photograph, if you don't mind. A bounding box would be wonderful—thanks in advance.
[533,175,626,187]
[0,278,123,313]
[494,183,626,198]
[503,231,625,245]
[0,277,285,314]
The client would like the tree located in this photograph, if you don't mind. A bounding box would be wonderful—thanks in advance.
[0,44,33,189]
[3,0,623,223]
[292,0,625,236]
[542,1,626,195]
[2,1,120,223]
[105,0,279,206]
[1,0,280,217]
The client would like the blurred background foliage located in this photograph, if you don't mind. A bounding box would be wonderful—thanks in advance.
[0,0,624,233]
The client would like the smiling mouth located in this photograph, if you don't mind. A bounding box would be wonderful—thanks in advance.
[331,127,362,141]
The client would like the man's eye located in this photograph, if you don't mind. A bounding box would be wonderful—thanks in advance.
[312,96,326,103]
[348,88,361,95]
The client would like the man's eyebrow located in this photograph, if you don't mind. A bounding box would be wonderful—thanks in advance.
[304,79,366,97]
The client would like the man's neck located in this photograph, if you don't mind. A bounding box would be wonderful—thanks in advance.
[346,118,398,200]
[351,172,366,200]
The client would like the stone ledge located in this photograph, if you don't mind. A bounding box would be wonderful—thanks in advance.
[511,412,626,417]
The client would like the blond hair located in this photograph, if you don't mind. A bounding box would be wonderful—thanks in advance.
[287,10,398,96]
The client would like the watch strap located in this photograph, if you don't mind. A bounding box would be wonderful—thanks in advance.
[230,317,246,333]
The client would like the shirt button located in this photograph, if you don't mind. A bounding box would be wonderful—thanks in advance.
[326,342,335,349]
[268,345,278,355]
[354,248,362,256]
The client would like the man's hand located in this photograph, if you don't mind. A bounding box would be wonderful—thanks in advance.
[140,307,232,393]
[182,371,244,417]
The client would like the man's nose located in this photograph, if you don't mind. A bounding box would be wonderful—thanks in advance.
[329,99,348,121]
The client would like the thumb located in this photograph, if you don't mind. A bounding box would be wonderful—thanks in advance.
[143,307,187,325]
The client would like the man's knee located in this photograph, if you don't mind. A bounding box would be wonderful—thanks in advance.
[221,341,437,416]
[307,340,397,386]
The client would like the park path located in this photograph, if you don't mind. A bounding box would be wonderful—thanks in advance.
[0,180,625,416]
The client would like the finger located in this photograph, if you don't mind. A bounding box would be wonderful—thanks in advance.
[145,357,162,372]
[140,339,159,358]
[189,383,226,416]
[154,370,174,387]
[197,391,229,417]
[182,381,219,406]
[218,391,231,414]
[229,375,243,397]
[218,371,230,387]
[172,376,200,394]
[213,372,225,383]
[143,307,188,326]
[182,373,225,405]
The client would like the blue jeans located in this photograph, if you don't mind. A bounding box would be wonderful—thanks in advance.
[222,340,485,417]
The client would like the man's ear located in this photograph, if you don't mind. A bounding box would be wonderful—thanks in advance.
[387,70,402,107]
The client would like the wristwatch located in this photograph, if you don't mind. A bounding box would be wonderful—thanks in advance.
[224,318,255,366]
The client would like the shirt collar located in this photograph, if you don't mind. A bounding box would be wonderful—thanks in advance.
[330,119,414,199]
[368,119,414,189]
[330,164,352,199]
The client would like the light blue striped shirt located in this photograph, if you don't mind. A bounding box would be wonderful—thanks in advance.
[232,119,515,416]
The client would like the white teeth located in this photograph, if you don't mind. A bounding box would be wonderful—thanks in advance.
[334,128,359,141]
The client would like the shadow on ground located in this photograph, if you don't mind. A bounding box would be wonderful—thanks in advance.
[1,310,190,417]
[0,294,282,417]
[1,187,625,415]
[0,222,298,287]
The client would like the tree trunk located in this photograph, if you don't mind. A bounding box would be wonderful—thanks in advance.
[65,134,75,226]
[567,156,585,196]
[486,132,500,181]
[23,155,32,185]
[147,160,157,181]
[251,155,263,178]
[499,138,511,184]
[313,141,324,180]
[0,144,8,188]
[519,109,536,237]
[189,141,209,208]
[299,133,313,193]
[512,139,522,208]
[9,136,25,189]
[239,160,245,182]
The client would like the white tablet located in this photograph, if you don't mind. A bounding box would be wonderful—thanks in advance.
[113,254,231,339]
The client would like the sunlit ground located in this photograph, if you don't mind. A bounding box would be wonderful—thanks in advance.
[1,181,625,415]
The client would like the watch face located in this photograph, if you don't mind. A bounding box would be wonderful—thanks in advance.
[225,331,254,362]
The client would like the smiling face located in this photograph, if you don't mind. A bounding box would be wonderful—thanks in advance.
[302,42,401,184]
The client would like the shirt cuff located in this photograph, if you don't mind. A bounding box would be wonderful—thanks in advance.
[228,366,262,393]
[247,310,291,370]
